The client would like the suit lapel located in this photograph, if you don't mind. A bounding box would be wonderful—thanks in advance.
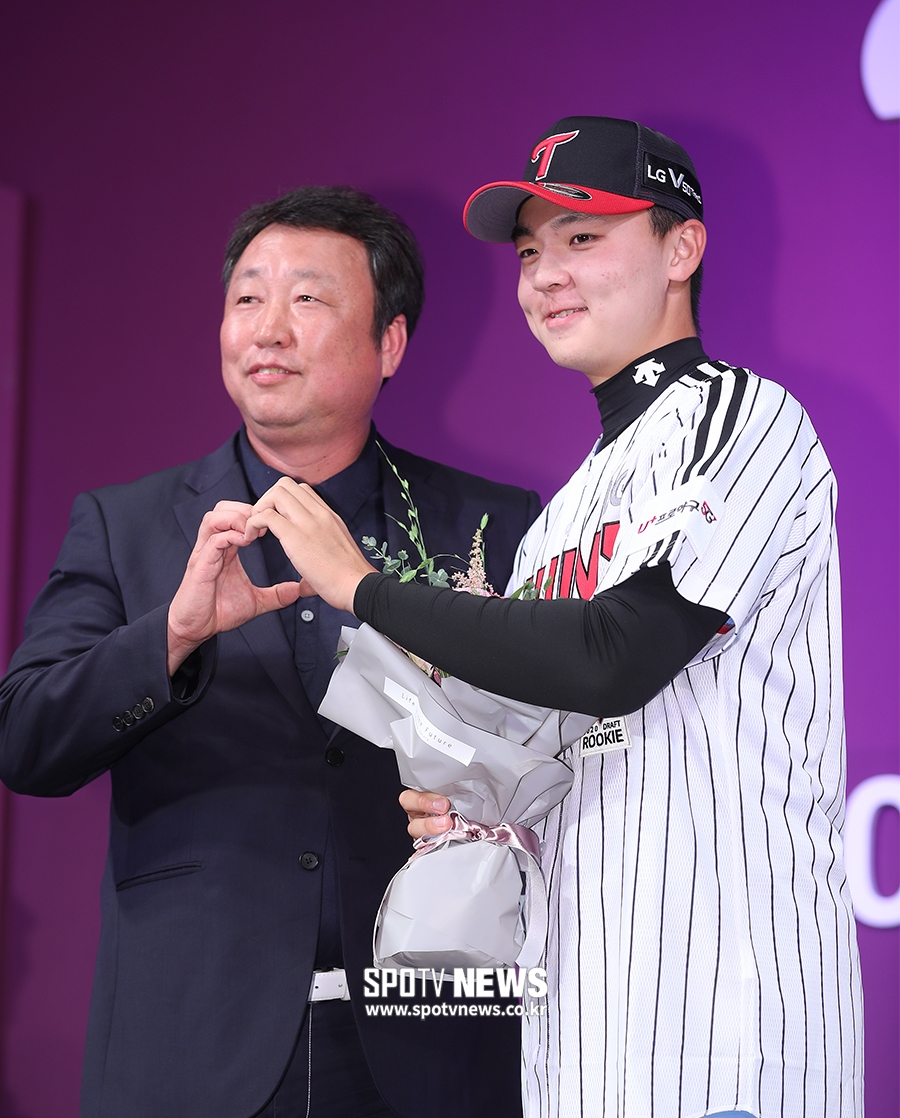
[173,439,317,724]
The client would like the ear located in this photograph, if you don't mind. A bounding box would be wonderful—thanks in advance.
[668,219,706,282]
[379,314,408,381]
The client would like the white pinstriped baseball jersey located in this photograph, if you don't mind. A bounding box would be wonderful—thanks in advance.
[510,358,863,1118]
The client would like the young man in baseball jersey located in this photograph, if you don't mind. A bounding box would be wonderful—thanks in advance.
[241,117,864,1118]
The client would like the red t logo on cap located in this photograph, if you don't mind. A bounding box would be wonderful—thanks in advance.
[530,130,579,180]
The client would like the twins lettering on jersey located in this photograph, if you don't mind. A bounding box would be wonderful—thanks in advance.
[533,521,619,599]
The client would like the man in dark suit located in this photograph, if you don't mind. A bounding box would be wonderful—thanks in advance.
[0,187,539,1118]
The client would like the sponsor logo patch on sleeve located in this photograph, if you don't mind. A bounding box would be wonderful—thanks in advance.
[629,477,720,559]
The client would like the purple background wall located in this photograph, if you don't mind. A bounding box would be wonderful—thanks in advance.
[0,0,896,1114]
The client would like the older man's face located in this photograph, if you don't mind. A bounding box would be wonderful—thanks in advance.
[220,224,398,451]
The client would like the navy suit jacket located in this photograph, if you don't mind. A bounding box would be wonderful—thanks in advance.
[0,433,541,1118]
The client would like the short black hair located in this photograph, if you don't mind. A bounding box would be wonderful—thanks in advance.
[222,186,425,342]
[648,204,703,332]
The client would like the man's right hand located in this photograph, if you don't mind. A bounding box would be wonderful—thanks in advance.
[166,501,302,676]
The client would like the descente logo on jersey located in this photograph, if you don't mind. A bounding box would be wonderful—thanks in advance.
[532,522,619,599]
[642,157,702,208]
[633,358,666,386]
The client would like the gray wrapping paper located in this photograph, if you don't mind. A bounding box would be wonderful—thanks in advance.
[318,623,596,968]
[374,840,529,969]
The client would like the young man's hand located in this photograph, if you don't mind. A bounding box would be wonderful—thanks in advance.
[399,790,453,839]
[246,478,377,612]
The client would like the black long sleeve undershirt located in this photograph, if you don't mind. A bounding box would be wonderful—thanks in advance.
[354,564,727,718]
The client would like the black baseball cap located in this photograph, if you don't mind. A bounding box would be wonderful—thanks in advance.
[464,115,703,242]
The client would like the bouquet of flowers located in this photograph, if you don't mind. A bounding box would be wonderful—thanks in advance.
[318,448,594,969]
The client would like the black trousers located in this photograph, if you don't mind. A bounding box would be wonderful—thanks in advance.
[254,1000,399,1118]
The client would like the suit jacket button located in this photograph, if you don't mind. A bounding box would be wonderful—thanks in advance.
[112,716,124,732]
[325,747,344,767]
[132,703,145,720]
[299,852,320,871]
[141,697,154,714]
[122,710,135,727]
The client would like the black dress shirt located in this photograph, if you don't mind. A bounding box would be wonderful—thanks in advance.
[238,425,388,718]
[238,425,389,970]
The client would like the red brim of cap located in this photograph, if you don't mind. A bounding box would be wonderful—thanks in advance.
[463,180,653,242]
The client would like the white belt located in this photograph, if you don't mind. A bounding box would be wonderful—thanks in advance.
[308,968,350,1002]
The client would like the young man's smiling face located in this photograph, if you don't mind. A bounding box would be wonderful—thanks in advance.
[514,196,700,386]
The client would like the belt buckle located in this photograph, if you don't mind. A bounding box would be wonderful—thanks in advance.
[308,968,350,1002]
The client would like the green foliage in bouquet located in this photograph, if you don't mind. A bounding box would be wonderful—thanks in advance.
[361,443,455,588]
[509,575,540,600]
[347,445,548,678]
[362,443,547,600]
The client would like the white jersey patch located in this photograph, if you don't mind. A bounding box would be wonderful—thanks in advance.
[579,716,631,757]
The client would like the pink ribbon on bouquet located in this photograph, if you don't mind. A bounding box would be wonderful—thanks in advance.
[410,810,541,863]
